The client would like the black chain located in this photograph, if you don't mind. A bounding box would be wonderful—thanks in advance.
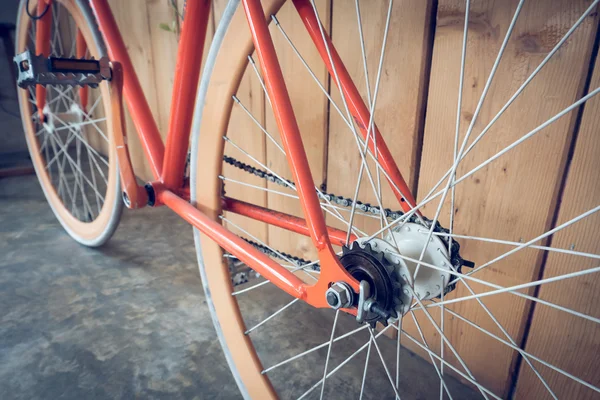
[222,155,474,294]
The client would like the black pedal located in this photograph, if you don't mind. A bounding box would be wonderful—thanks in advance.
[14,50,111,88]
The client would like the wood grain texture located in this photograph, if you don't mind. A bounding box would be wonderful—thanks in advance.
[411,0,598,395]
[513,41,600,400]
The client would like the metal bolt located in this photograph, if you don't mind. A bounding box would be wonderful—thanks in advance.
[325,282,354,310]
[326,292,339,307]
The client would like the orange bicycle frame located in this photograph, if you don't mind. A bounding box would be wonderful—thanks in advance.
[36,0,419,308]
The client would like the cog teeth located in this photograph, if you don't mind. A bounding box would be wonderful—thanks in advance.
[342,245,350,255]
[351,241,360,251]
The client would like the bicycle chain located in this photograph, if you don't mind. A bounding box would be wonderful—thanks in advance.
[222,155,474,294]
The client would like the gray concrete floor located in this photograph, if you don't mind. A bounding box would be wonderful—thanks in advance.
[0,174,478,399]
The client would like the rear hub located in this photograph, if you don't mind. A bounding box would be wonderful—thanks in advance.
[340,223,454,325]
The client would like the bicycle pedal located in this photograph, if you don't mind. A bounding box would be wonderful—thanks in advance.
[14,50,111,89]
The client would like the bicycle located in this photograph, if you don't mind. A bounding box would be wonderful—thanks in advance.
[13,0,600,398]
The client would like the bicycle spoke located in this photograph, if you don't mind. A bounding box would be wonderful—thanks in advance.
[399,327,501,399]
[244,298,299,335]
[273,12,421,215]
[247,55,272,108]
[463,205,600,282]
[431,264,600,311]
[358,333,372,400]
[262,324,368,375]
[368,327,402,399]
[446,308,600,395]
[428,231,600,260]
[409,312,454,400]
[405,284,489,399]
[345,0,394,243]
[439,278,446,400]
[308,0,395,229]
[319,310,339,399]
[297,324,395,400]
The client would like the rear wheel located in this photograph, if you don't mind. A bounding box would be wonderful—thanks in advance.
[15,0,121,247]
[192,0,600,399]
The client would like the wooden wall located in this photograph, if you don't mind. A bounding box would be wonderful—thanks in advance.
[110,1,599,397]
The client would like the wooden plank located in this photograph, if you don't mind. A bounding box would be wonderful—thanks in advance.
[263,1,330,263]
[412,0,598,395]
[513,45,600,400]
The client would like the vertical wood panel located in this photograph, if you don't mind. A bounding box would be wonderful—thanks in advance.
[414,0,598,394]
[514,47,600,400]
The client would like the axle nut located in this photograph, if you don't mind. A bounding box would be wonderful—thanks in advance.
[325,282,354,310]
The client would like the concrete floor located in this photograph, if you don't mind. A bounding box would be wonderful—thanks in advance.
[0,174,478,399]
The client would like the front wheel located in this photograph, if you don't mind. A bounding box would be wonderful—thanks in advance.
[15,0,122,247]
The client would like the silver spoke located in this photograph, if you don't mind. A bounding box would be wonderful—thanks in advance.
[247,55,272,107]
[47,125,106,202]
[244,298,299,335]
[410,312,454,400]
[368,327,401,399]
[430,264,600,311]
[345,0,394,243]
[446,308,600,395]
[405,284,489,399]
[297,324,395,400]
[262,324,368,375]
[273,12,419,213]
[398,327,502,399]
[395,0,599,225]
[428,231,600,260]
[358,333,372,400]
[308,0,396,233]
[461,205,600,282]
[319,310,340,400]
